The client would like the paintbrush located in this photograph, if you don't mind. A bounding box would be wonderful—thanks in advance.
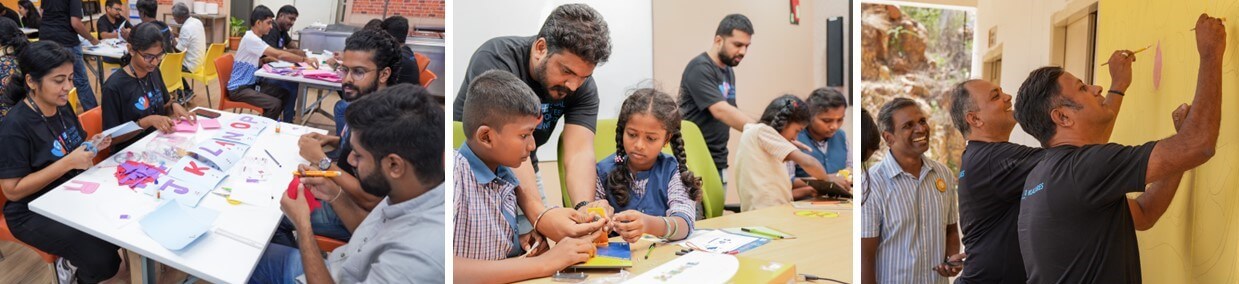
[1100,45,1151,66]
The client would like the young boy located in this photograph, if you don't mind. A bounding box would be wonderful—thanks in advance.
[225,5,316,120]
[454,70,608,283]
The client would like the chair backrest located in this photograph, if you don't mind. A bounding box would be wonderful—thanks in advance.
[67,88,80,114]
[414,53,435,87]
[414,52,430,73]
[420,70,437,88]
[556,119,722,218]
[215,53,234,102]
[200,43,225,76]
[159,52,185,88]
[77,107,108,163]
[452,121,465,149]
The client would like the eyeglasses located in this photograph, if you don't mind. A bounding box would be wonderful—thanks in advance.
[336,67,374,81]
[136,51,165,64]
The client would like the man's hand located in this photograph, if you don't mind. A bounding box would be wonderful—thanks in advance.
[1107,50,1135,92]
[280,183,313,229]
[298,135,329,162]
[1173,103,1191,132]
[1197,14,1227,60]
[299,164,341,201]
[934,253,966,277]
[540,208,608,240]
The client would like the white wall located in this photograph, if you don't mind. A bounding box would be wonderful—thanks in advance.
[452,0,654,161]
[254,0,339,41]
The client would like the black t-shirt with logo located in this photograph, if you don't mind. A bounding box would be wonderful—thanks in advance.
[957,141,1042,284]
[1019,142,1155,284]
[0,102,87,214]
[679,52,736,170]
[451,35,599,164]
[101,68,169,150]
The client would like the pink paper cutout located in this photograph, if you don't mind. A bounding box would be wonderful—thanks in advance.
[199,119,221,129]
[64,180,100,194]
[1153,41,1163,90]
[174,120,198,133]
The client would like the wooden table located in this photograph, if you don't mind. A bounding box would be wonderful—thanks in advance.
[521,204,853,283]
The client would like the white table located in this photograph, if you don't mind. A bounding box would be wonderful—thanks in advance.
[81,38,127,94]
[29,108,327,284]
[253,55,342,126]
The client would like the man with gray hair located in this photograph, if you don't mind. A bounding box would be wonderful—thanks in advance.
[947,47,1140,283]
[171,2,204,99]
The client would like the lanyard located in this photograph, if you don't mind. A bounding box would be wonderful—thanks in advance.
[26,97,69,151]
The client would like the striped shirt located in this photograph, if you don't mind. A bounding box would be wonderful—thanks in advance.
[862,150,958,284]
[594,166,697,234]
[453,144,520,260]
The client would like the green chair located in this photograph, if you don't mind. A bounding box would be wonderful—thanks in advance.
[452,121,466,149]
[556,120,725,218]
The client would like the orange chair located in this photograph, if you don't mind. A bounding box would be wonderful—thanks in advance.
[0,186,58,277]
[315,235,346,253]
[414,53,436,88]
[77,107,109,164]
[213,54,264,114]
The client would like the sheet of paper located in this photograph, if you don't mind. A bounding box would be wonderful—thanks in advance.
[97,197,157,229]
[681,230,764,254]
[174,120,198,133]
[166,156,228,194]
[101,121,143,139]
[61,180,100,194]
[139,201,220,251]
[625,251,738,284]
[190,139,250,171]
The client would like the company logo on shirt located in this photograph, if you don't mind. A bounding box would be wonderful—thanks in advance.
[718,82,736,101]
[135,95,150,111]
[49,128,83,158]
[959,170,965,178]
[1022,183,1045,200]
[536,102,565,131]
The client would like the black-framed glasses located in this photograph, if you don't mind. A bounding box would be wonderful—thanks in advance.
[137,51,165,64]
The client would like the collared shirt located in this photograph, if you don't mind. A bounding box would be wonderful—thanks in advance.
[861,150,958,284]
[326,183,445,283]
[175,17,207,71]
[453,144,521,260]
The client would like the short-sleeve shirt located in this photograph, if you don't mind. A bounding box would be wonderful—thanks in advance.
[451,36,599,163]
[227,31,270,91]
[957,141,1042,284]
[453,144,521,260]
[96,15,131,39]
[40,0,84,47]
[679,52,737,170]
[325,184,445,283]
[862,150,958,284]
[735,123,799,211]
[1019,142,1155,284]
[0,102,87,212]
[175,17,207,71]
[101,68,169,150]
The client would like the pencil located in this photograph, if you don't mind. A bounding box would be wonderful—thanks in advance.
[294,170,342,177]
[644,243,656,259]
[265,150,282,168]
[1100,45,1151,66]
[742,227,784,239]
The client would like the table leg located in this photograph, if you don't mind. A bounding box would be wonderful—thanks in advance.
[125,250,157,284]
[95,55,104,94]
[295,83,308,124]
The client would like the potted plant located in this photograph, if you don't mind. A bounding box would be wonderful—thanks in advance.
[229,16,245,51]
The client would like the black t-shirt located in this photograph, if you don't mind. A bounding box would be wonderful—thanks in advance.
[262,25,291,50]
[451,36,599,162]
[1019,142,1155,284]
[40,0,84,47]
[957,141,1043,284]
[100,68,169,150]
[396,45,421,86]
[96,14,131,38]
[0,102,87,214]
[679,52,736,170]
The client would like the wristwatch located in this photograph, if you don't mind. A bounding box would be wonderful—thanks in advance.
[318,157,332,170]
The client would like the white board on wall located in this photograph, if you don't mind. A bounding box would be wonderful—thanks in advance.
[453,0,654,161]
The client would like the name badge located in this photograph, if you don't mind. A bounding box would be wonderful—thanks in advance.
[936,178,946,192]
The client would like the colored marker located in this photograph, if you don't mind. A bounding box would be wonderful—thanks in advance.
[644,243,656,259]
[741,227,784,239]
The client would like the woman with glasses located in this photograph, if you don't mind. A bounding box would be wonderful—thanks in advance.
[100,22,193,151]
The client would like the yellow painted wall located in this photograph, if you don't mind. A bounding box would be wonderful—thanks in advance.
[1096,0,1239,282]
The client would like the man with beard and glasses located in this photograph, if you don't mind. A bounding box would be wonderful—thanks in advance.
[862,98,961,284]
[679,13,755,190]
[249,83,445,283]
[268,28,403,247]
[451,3,613,237]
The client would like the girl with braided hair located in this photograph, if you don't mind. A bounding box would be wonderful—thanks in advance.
[735,94,835,211]
[595,88,701,243]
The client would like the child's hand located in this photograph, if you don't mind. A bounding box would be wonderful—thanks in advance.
[577,200,614,231]
[829,174,853,192]
[541,208,609,240]
[611,210,648,243]
[543,236,593,269]
[519,232,549,257]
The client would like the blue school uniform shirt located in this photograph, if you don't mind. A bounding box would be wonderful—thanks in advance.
[595,153,697,233]
[795,128,849,177]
